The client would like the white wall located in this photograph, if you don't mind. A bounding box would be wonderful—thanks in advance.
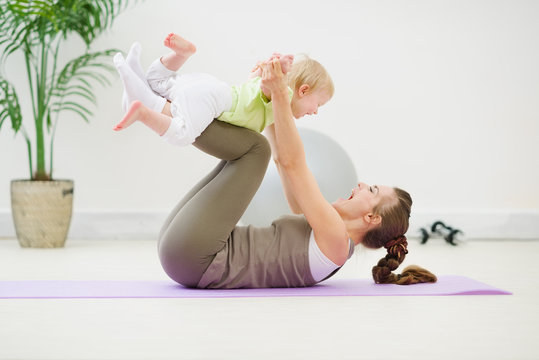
[1,0,538,239]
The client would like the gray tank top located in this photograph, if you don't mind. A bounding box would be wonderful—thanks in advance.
[197,214,355,289]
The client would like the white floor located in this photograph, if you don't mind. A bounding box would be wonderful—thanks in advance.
[0,237,538,360]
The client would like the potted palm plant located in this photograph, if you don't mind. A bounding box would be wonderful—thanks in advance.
[0,0,132,247]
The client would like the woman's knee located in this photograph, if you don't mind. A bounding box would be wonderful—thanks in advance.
[194,121,271,162]
[251,131,271,164]
[158,239,209,287]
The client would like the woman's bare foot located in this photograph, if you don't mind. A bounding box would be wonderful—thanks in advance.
[113,101,145,131]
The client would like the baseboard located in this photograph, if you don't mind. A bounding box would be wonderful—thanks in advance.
[0,209,168,240]
[1,209,538,240]
[409,209,539,240]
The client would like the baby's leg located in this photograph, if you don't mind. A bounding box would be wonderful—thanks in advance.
[115,98,208,147]
[114,101,171,135]
[160,33,196,72]
[145,58,177,99]
[122,43,148,111]
[114,53,166,114]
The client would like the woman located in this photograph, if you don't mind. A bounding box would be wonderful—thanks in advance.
[156,59,436,288]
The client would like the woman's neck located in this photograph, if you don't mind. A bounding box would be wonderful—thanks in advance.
[343,219,369,245]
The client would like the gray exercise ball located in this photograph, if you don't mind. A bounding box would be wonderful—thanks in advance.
[241,127,358,226]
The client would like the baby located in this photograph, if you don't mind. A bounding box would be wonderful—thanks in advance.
[113,33,334,146]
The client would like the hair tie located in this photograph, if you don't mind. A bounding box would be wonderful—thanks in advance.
[384,235,408,260]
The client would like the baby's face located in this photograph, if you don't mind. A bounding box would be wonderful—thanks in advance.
[290,87,331,119]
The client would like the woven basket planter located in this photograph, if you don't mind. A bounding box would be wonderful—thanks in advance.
[10,180,74,248]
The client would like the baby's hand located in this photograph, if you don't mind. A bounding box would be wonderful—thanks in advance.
[250,61,264,78]
[268,53,294,74]
[279,54,294,74]
[252,53,294,76]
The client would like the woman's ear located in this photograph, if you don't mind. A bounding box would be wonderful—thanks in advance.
[298,84,310,97]
[363,213,382,226]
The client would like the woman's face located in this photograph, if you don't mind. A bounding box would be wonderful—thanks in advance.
[290,86,331,119]
[332,182,395,220]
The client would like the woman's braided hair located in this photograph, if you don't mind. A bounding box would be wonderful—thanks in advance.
[363,188,437,285]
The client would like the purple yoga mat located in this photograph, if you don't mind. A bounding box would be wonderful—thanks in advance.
[0,275,510,299]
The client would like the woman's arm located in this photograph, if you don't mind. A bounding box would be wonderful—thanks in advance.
[261,60,349,265]
[263,124,302,214]
[249,60,272,101]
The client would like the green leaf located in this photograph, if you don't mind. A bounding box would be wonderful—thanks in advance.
[55,105,91,123]
[51,49,119,122]
[46,109,52,131]
[0,77,23,133]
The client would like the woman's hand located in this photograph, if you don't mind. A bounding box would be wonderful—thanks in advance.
[260,59,288,97]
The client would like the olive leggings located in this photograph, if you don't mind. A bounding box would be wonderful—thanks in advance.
[157,120,271,287]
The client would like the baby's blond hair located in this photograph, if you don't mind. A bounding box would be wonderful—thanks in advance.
[286,55,334,98]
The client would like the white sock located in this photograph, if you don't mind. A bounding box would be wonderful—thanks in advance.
[122,42,148,110]
[114,53,166,113]
[126,42,146,82]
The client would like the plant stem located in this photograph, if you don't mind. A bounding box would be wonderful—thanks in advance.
[24,47,37,180]
[49,40,61,179]
[24,46,37,124]
[35,39,47,180]
[21,127,33,180]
